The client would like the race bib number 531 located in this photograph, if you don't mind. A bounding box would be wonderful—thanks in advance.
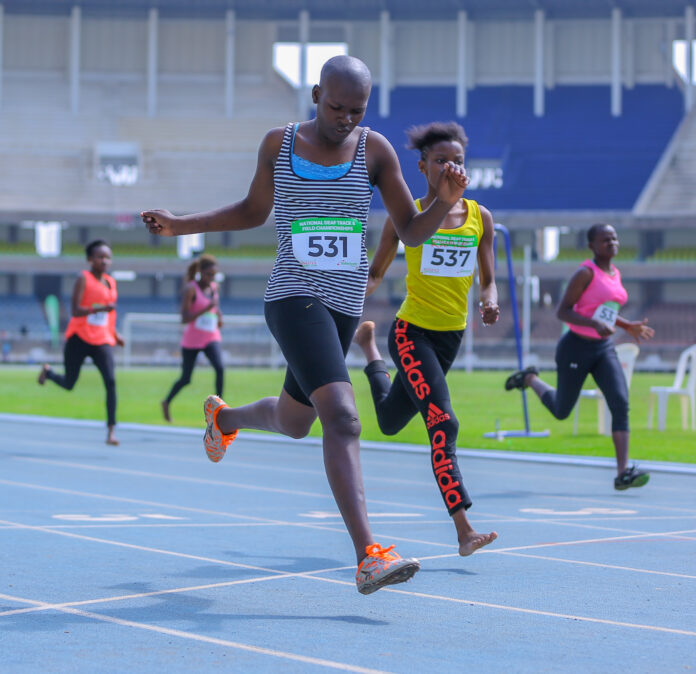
[420,233,478,277]
[291,218,362,270]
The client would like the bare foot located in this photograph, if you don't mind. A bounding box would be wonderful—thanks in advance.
[161,400,171,423]
[353,320,376,348]
[354,321,382,362]
[37,364,51,385]
[106,430,119,446]
[459,531,498,557]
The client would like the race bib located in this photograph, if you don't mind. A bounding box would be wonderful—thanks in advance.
[420,233,478,277]
[195,312,218,332]
[592,301,620,328]
[87,310,108,326]
[291,218,362,270]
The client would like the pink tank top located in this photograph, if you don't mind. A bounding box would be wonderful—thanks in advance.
[180,280,221,349]
[568,259,628,339]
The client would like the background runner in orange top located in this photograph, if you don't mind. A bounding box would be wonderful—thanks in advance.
[38,239,124,446]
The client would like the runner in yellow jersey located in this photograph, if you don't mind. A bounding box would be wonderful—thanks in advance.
[355,121,499,555]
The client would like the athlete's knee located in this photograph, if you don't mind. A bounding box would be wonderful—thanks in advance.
[555,406,574,421]
[376,414,401,436]
[323,405,362,440]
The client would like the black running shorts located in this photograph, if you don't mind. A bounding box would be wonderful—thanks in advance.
[264,296,359,406]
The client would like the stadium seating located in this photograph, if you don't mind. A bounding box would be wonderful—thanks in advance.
[364,84,683,211]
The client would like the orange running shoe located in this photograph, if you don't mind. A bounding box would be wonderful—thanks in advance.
[355,543,420,595]
[203,395,238,463]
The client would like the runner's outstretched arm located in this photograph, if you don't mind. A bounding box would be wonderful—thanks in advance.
[476,205,500,325]
[142,129,282,236]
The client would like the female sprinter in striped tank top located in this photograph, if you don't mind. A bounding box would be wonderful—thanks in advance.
[142,55,468,595]
[37,239,124,446]
[354,122,499,556]
[505,224,655,490]
[161,255,224,423]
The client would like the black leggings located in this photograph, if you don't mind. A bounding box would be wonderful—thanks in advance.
[264,296,359,407]
[364,318,471,516]
[46,334,117,427]
[541,330,629,432]
[165,341,224,403]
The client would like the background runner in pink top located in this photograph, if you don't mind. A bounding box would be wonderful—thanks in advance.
[181,278,222,348]
[568,258,628,340]
[505,224,654,492]
[162,255,224,422]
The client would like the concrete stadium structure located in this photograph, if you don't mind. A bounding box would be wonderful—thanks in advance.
[0,0,695,367]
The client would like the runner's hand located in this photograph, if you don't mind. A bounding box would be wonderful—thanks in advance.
[479,301,500,326]
[141,209,179,237]
[625,318,654,343]
[435,162,469,206]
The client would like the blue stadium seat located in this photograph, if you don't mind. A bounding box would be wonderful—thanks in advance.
[363,84,683,210]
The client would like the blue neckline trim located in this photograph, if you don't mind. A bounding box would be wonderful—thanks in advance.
[289,123,353,181]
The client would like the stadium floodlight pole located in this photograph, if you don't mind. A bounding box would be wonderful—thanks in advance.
[483,223,549,439]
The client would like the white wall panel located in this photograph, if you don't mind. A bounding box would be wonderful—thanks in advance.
[4,15,67,71]
[555,20,611,83]
[236,21,272,78]
[474,20,534,84]
[82,18,147,74]
[393,22,457,84]
[347,21,380,78]
[1,13,677,88]
[633,18,671,82]
[160,18,224,75]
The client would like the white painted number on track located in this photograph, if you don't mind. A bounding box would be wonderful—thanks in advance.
[52,513,188,522]
[520,507,637,516]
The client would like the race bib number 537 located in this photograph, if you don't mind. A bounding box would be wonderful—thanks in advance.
[420,233,478,277]
[291,218,362,270]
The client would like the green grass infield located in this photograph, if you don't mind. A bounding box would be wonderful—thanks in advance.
[1,366,692,464]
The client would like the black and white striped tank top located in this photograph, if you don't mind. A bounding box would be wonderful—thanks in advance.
[264,123,374,317]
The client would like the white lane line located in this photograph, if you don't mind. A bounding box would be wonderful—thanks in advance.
[0,518,351,577]
[378,586,696,638]
[14,457,334,500]
[3,477,695,555]
[4,411,695,475]
[537,493,696,515]
[14,455,694,526]
[0,478,348,528]
[494,551,696,579]
[0,597,388,674]
[0,560,352,618]
[4,511,694,586]
[0,514,693,531]
[419,527,696,559]
[8,458,444,513]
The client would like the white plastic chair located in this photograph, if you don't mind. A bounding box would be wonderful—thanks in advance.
[648,344,696,431]
[573,343,640,436]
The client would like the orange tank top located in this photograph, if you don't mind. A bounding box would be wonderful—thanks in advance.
[65,270,118,346]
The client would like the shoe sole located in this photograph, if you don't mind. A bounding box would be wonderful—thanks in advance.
[204,396,226,463]
[615,473,650,490]
[357,561,420,595]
